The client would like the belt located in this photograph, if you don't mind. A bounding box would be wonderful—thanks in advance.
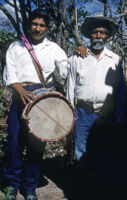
[21,82,40,87]
[76,99,101,114]
[21,82,53,88]
[76,99,115,121]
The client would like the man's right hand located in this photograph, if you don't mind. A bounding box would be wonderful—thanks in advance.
[11,83,34,105]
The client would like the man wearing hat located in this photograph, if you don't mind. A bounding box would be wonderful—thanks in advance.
[66,15,127,175]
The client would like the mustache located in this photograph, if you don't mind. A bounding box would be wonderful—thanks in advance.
[92,39,104,45]
[91,39,105,51]
[32,31,41,35]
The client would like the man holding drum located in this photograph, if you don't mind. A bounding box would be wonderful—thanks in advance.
[66,14,127,197]
[3,9,69,200]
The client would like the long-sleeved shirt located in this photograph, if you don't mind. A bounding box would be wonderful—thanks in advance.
[3,37,68,86]
[66,47,127,119]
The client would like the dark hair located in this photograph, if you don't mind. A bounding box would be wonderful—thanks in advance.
[29,9,49,27]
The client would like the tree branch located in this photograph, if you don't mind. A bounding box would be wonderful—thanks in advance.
[92,0,118,15]
[0,3,18,30]
[113,10,127,19]
[63,0,69,18]
[3,0,20,12]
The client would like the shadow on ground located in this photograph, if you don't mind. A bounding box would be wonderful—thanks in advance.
[37,122,127,200]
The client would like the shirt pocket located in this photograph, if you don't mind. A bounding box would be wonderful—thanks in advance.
[76,68,89,86]
[76,73,85,85]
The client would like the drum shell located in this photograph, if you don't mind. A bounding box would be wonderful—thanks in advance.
[23,88,76,159]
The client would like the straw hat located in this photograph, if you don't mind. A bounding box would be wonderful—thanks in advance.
[80,14,118,38]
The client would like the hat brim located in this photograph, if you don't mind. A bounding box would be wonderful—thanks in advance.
[80,16,118,38]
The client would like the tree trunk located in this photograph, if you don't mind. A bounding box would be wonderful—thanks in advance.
[56,0,63,47]
[104,0,108,16]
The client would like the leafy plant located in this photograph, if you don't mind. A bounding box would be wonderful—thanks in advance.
[0,87,5,118]
[0,131,6,157]
[0,86,7,162]
[0,30,15,50]
[2,187,13,200]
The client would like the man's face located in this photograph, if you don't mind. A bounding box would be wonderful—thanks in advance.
[90,27,109,52]
[30,17,47,44]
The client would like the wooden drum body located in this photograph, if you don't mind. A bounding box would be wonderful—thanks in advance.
[23,88,76,159]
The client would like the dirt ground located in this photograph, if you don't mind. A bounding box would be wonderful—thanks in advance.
[0,159,77,200]
[0,177,68,200]
[0,178,67,200]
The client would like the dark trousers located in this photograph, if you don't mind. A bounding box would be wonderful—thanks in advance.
[3,84,42,193]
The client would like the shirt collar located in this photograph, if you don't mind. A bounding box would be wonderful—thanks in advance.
[100,47,113,58]
[32,37,50,50]
[88,47,113,59]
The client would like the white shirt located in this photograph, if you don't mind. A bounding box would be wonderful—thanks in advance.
[3,38,68,86]
[66,47,121,112]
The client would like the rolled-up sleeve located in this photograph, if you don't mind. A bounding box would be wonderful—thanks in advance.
[55,59,69,79]
[54,45,69,79]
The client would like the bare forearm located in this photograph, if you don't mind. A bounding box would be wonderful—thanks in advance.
[10,83,34,104]
[11,82,25,94]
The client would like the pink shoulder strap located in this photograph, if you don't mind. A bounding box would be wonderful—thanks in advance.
[21,34,43,71]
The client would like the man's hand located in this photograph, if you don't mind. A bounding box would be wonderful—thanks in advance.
[19,88,34,105]
[75,46,87,57]
[11,83,34,105]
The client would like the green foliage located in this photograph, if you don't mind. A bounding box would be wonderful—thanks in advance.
[0,30,15,60]
[2,187,13,200]
[0,131,6,157]
[0,87,4,100]
[0,87,5,118]
[0,87,7,159]
[0,30,14,43]
[0,29,15,41]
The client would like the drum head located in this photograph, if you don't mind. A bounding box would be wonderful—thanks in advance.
[23,91,75,142]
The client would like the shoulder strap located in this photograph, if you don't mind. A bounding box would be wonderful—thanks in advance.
[21,34,46,87]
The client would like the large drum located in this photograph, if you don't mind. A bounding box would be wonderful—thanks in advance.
[22,88,76,160]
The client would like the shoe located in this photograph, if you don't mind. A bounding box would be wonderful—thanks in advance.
[24,192,38,200]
